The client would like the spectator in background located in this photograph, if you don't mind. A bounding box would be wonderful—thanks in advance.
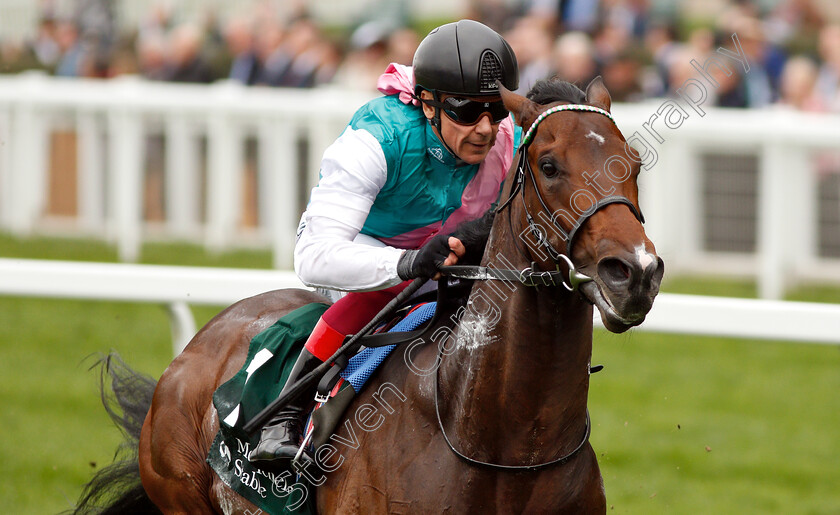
[687,26,715,57]
[721,16,782,107]
[764,0,824,47]
[604,0,651,39]
[32,14,61,70]
[137,31,168,80]
[776,55,824,111]
[108,32,140,77]
[277,18,323,87]
[551,31,598,87]
[666,47,721,106]
[332,21,392,90]
[643,20,679,97]
[54,19,85,77]
[253,18,284,85]
[726,18,787,107]
[664,24,750,108]
[259,17,318,87]
[674,27,743,106]
[505,16,553,95]
[135,1,172,78]
[166,24,212,83]
[816,24,840,112]
[593,23,633,67]
[197,8,230,82]
[664,47,695,95]
[330,26,416,89]
[3,0,840,107]
[521,0,600,34]
[466,0,515,33]
[602,48,645,102]
[139,1,173,39]
[311,39,342,86]
[673,28,751,108]
[714,64,749,108]
[225,16,259,85]
[74,0,117,76]
[385,28,419,66]
[561,0,601,33]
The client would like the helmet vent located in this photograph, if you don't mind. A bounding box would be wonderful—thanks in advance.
[479,50,503,91]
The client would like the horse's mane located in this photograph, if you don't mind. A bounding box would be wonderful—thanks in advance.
[451,209,495,265]
[526,78,586,105]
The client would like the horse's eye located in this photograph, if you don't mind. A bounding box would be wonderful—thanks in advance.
[539,160,559,177]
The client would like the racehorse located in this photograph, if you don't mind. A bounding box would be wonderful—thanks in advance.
[74,77,663,514]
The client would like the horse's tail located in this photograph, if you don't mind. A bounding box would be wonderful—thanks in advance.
[69,353,162,515]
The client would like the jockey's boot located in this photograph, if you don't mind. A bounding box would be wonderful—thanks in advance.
[249,348,322,465]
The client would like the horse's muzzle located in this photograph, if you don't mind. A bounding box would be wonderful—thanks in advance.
[584,253,664,333]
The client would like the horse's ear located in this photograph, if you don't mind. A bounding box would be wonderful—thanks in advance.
[585,76,611,112]
[498,81,538,129]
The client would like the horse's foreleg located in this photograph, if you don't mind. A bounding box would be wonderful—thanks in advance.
[569,446,607,515]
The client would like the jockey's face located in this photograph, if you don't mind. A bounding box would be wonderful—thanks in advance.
[421,90,503,165]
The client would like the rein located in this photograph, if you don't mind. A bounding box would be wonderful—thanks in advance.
[433,103,640,472]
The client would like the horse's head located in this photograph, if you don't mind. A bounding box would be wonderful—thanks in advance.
[499,77,663,332]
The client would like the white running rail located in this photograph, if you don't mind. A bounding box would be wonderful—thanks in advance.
[1,258,838,356]
[0,258,309,354]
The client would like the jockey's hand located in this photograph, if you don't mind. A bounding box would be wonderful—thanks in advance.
[397,235,465,281]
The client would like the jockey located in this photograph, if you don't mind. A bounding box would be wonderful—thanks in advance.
[250,19,520,465]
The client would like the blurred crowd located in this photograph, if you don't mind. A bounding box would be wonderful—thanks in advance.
[497,0,840,113]
[1,0,839,112]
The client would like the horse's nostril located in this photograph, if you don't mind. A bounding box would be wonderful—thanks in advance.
[598,258,634,288]
[618,261,630,279]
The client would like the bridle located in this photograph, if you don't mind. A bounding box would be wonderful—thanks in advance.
[434,103,644,471]
[442,103,644,292]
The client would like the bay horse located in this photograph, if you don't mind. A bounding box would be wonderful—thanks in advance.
[74,77,663,514]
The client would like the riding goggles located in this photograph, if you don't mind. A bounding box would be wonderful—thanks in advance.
[441,97,509,125]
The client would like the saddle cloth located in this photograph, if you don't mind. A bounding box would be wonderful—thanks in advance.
[206,300,435,514]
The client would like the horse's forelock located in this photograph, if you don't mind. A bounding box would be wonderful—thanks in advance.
[526,78,586,106]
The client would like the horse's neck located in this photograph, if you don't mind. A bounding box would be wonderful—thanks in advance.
[439,218,594,463]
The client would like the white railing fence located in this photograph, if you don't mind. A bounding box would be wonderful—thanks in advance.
[0,72,374,270]
[1,73,840,299]
[0,257,308,354]
[1,258,838,356]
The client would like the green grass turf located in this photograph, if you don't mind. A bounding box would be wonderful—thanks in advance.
[589,331,840,514]
[1,233,839,513]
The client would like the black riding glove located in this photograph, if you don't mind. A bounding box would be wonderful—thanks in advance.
[397,234,452,280]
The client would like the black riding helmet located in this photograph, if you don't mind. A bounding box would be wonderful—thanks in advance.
[413,20,518,128]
